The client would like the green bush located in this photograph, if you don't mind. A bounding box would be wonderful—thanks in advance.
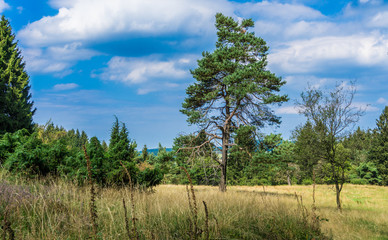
[350,178,369,185]
[302,179,314,185]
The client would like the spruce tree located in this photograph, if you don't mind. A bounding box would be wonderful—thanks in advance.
[368,106,388,185]
[0,16,35,134]
[107,117,137,184]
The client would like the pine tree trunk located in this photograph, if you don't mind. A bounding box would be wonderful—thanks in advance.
[219,125,229,192]
[219,136,228,192]
[219,162,227,192]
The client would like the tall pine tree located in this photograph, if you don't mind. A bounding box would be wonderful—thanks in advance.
[181,13,288,191]
[0,16,35,134]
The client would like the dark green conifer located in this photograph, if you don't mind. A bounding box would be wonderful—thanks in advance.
[368,106,388,185]
[0,16,35,134]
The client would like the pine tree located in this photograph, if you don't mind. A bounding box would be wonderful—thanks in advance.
[368,106,388,185]
[0,16,35,134]
[181,13,288,191]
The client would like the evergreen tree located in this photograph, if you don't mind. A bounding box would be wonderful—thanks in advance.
[292,121,323,182]
[107,117,137,184]
[141,144,148,162]
[87,136,106,184]
[80,130,88,146]
[101,140,108,152]
[109,116,120,149]
[368,106,388,185]
[0,16,35,134]
[181,13,288,191]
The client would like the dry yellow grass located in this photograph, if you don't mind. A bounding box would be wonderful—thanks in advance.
[1,168,387,239]
[229,184,388,240]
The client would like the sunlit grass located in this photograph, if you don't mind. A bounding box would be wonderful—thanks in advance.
[1,168,386,239]
[232,184,388,240]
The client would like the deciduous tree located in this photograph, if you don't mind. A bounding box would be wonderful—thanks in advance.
[296,82,364,210]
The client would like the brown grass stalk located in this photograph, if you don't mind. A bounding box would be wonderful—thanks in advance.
[120,161,139,240]
[203,201,209,240]
[83,145,98,239]
[181,167,198,239]
[122,198,131,240]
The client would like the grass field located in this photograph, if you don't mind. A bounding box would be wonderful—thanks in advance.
[1,169,387,239]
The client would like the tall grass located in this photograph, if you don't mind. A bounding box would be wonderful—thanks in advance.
[1,168,386,239]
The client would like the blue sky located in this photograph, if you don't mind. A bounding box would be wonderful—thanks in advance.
[1,0,388,148]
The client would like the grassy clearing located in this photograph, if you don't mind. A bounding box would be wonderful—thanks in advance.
[232,184,388,240]
[0,169,386,239]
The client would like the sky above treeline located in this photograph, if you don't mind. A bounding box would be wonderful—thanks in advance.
[1,0,388,148]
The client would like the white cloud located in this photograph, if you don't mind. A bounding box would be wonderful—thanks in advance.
[0,0,9,12]
[369,11,388,27]
[22,42,99,74]
[269,34,388,74]
[18,0,234,46]
[377,97,388,105]
[53,83,79,91]
[352,102,379,112]
[100,56,189,85]
[275,106,300,114]
[283,21,336,39]
[17,6,23,13]
[239,1,324,21]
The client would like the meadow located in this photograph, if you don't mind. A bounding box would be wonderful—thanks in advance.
[1,168,387,240]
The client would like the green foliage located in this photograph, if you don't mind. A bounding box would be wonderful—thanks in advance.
[0,16,35,134]
[181,13,288,190]
[368,106,388,185]
[353,162,382,185]
[181,13,287,127]
[106,117,138,185]
[137,167,163,189]
[141,144,148,162]
[228,134,298,185]
[2,130,48,176]
[292,121,323,182]
[87,137,106,185]
[0,118,162,189]
[168,134,219,185]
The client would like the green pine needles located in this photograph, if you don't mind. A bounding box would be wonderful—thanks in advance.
[181,13,288,191]
[0,16,35,134]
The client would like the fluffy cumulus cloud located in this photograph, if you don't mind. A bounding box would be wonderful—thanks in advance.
[98,55,195,94]
[18,0,234,46]
[269,34,388,74]
[0,0,9,12]
[100,56,189,84]
[15,0,388,97]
